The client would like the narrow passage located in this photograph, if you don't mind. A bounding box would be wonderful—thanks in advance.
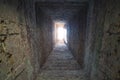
[36,44,85,80]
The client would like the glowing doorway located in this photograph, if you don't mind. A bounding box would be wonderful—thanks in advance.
[57,27,64,40]
[54,21,67,45]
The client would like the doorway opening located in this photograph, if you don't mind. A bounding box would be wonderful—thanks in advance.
[53,21,67,45]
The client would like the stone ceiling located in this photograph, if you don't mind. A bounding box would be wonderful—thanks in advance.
[35,0,88,21]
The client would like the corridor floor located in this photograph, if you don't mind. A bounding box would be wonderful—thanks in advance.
[36,44,85,80]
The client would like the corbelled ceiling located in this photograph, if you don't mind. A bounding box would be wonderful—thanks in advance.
[35,0,88,21]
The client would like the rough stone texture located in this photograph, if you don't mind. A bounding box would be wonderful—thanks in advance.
[0,0,31,80]
[96,0,120,80]
[0,0,55,80]
[0,0,120,80]
[67,7,88,68]
[84,0,120,80]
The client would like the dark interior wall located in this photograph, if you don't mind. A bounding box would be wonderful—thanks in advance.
[0,0,32,80]
[0,0,53,80]
[83,0,96,79]
[24,0,41,80]
[67,7,88,68]
[84,0,120,80]
[35,5,53,68]
[24,0,53,79]
[0,0,119,80]
[99,1,120,79]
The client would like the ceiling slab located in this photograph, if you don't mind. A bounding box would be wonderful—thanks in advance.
[35,1,88,21]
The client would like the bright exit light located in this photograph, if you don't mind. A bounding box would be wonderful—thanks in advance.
[57,27,66,40]
[54,21,67,44]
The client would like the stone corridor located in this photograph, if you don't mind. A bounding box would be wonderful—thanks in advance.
[0,0,120,80]
[36,44,85,80]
